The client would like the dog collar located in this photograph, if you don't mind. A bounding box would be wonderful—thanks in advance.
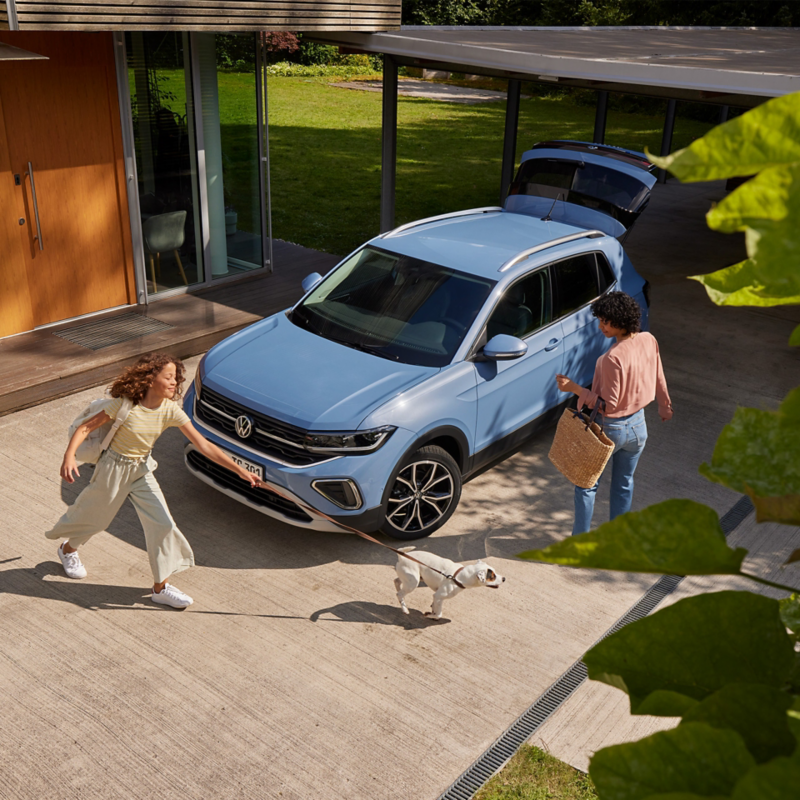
[449,567,466,590]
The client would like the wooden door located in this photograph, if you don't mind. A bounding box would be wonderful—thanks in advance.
[0,32,135,334]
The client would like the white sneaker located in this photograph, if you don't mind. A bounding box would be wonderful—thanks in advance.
[151,583,193,609]
[58,543,87,579]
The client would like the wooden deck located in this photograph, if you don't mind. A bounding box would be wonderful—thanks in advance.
[0,240,339,416]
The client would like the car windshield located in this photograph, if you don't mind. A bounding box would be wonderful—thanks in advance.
[511,158,650,218]
[291,245,495,367]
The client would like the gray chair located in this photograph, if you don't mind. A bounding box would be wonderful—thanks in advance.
[142,210,188,292]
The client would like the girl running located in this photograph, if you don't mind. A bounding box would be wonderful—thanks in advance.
[47,353,260,608]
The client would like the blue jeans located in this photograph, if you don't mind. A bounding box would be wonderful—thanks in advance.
[572,408,648,535]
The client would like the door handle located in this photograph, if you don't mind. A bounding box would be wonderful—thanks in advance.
[25,161,43,251]
[544,338,560,351]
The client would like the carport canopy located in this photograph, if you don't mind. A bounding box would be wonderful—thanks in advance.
[310,26,800,230]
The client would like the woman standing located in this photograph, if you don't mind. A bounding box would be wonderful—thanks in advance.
[47,353,261,608]
[555,292,672,535]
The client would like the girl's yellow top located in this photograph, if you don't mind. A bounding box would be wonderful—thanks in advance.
[105,397,190,458]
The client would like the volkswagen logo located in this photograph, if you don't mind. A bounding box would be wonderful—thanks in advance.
[234,415,254,439]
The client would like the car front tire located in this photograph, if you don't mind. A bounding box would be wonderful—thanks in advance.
[379,445,462,540]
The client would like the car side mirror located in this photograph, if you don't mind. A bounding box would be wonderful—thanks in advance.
[483,334,527,360]
[302,272,323,293]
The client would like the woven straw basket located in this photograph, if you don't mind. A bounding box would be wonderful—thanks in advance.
[549,408,614,489]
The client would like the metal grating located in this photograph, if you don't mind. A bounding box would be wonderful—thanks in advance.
[438,495,755,800]
[52,312,173,350]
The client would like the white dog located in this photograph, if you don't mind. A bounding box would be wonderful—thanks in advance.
[394,547,505,619]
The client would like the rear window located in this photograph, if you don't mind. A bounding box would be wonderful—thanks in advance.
[511,159,650,214]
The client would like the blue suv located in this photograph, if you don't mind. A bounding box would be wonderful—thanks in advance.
[184,141,656,539]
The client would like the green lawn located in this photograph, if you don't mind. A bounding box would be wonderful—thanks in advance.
[138,70,715,256]
[475,745,598,800]
[266,75,714,255]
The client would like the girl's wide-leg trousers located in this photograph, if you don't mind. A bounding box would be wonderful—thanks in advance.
[46,449,194,583]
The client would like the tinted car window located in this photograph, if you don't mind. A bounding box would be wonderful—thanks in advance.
[487,269,552,340]
[552,253,599,318]
[291,245,495,368]
[513,159,650,212]
[596,252,616,294]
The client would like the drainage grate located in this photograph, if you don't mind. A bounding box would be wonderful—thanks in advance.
[52,312,173,350]
[437,495,754,800]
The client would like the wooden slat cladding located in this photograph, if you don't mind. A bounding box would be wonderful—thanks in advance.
[7,0,401,31]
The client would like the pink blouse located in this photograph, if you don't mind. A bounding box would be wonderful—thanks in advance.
[577,332,672,419]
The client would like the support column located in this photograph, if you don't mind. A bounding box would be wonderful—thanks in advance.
[658,99,677,184]
[380,55,398,233]
[500,78,521,204]
[718,105,730,124]
[593,90,608,144]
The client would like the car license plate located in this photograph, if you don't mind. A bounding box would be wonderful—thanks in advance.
[220,448,264,480]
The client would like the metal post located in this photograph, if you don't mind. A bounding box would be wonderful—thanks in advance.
[380,55,398,233]
[500,78,521,204]
[718,105,730,124]
[7,0,19,30]
[658,99,677,184]
[593,90,608,144]
[112,32,147,305]
[256,33,273,273]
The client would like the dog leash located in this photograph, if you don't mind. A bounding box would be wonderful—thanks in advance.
[254,479,466,588]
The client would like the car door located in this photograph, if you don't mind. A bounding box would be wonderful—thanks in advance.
[472,266,564,457]
[553,251,614,388]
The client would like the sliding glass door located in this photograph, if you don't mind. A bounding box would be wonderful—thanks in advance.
[126,32,203,295]
[122,32,271,299]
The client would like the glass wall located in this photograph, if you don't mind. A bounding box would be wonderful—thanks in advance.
[196,33,265,280]
[125,32,266,296]
[126,32,203,294]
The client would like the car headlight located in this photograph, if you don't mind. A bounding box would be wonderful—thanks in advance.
[303,426,396,454]
[194,353,207,398]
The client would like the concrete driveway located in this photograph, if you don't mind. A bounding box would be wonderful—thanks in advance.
[2,180,799,799]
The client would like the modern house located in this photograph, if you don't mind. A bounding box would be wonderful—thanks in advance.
[0,2,401,339]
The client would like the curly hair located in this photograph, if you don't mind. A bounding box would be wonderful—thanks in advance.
[109,352,186,404]
[590,291,642,335]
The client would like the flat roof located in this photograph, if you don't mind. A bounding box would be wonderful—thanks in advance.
[311,27,800,106]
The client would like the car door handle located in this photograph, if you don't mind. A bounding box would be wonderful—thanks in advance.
[544,338,561,351]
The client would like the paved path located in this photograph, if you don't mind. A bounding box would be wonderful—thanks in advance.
[2,181,799,799]
[332,78,522,104]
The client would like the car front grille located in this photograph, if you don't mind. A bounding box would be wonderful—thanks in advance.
[196,385,328,466]
[186,449,312,523]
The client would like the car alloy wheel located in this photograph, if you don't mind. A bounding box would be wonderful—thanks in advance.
[381,445,462,540]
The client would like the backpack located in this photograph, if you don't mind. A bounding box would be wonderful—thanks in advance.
[68,397,134,464]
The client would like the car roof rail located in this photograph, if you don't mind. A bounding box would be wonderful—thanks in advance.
[498,230,606,273]
[380,206,504,238]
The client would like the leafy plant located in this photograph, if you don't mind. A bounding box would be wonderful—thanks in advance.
[518,91,800,799]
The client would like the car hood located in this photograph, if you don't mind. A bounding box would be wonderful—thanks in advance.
[202,313,437,429]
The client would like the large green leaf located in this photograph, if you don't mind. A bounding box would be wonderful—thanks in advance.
[516,500,747,574]
[589,723,754,800]
[648,93,800,182]
[636,690,699,717]
[681,684,795,763]
[690,258,800,308]
[788,698,800,758]
[730,758,800,800]
[583,592,795,713]
[699,388,800,525]
[688,163,800,306]
[790,324,800,347]
[642,795,728,800]
[779,594,800,634]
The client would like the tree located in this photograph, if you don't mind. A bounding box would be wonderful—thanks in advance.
[518,92,800,798]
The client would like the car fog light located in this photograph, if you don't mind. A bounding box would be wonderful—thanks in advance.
[311,479,362,510]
